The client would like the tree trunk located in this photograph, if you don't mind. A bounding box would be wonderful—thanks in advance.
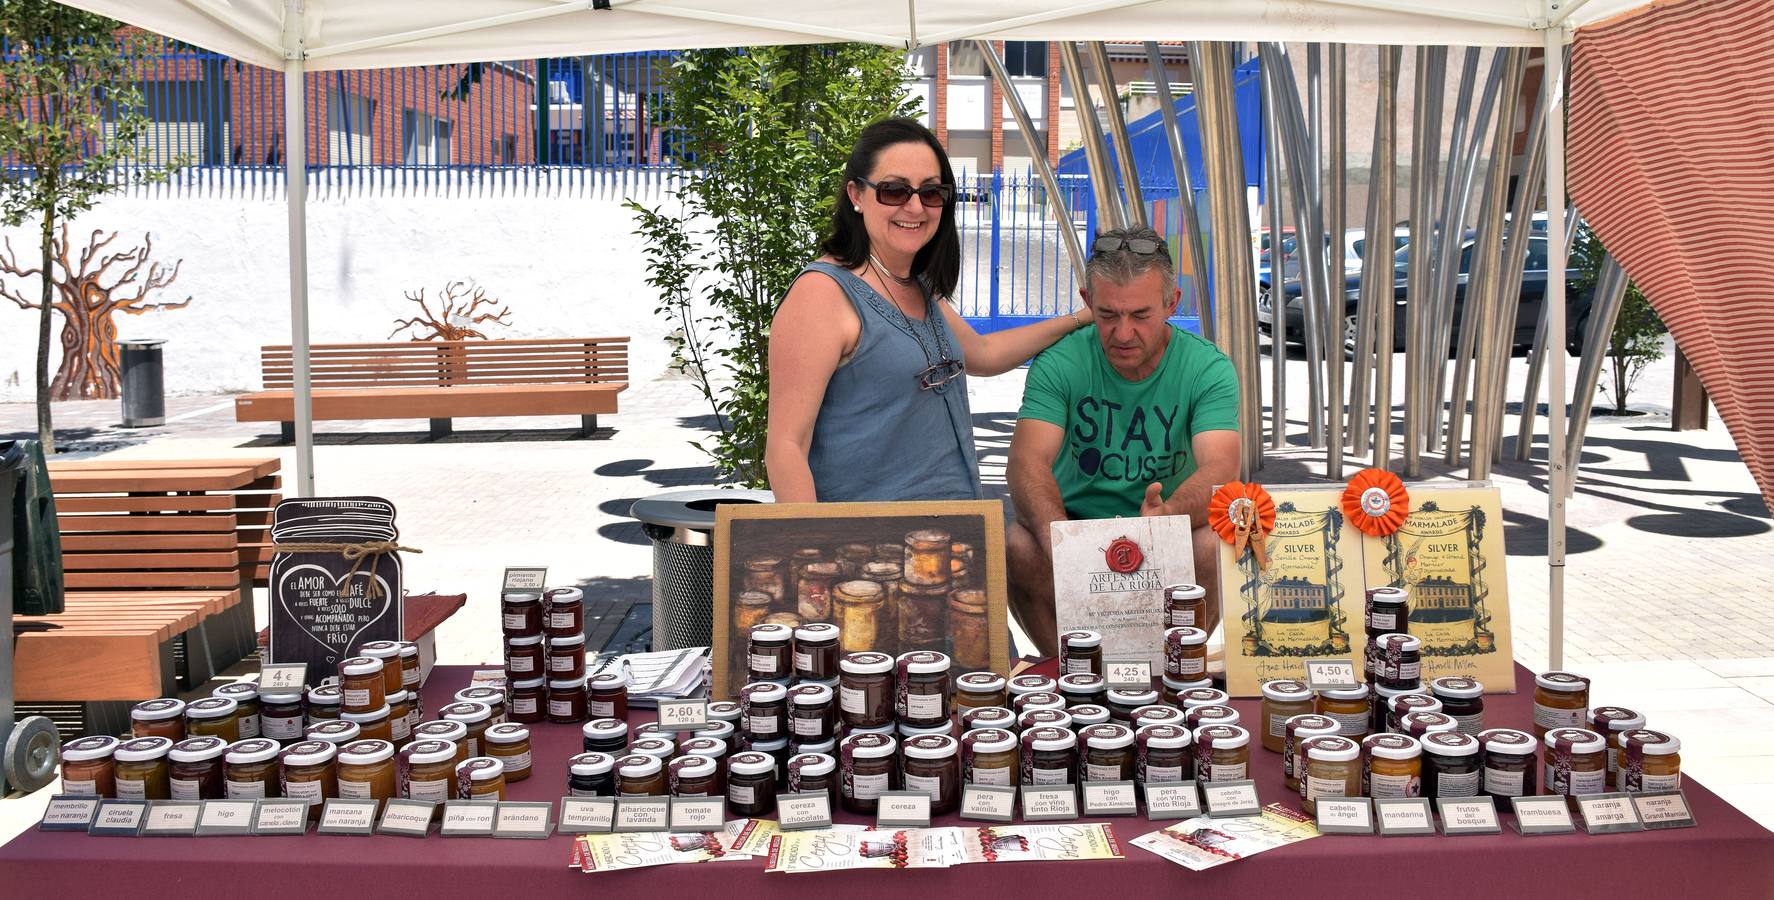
[36,206,56,455]
[1611,355,1628,415]
[49,303,123,401]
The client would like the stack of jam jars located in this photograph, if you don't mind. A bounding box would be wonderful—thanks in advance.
[504,585,588,725]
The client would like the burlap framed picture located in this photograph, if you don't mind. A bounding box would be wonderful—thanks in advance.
[712,501,1009,699]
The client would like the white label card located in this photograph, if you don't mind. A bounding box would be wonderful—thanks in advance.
[669,797,727,831]
[1022,786,1080,821]
[252,800,311,835]
[259,663,307,692]
[143,802,202,836]
[440,800,498,836]
[1202,780,1262,818]
[558,797,616,834]
[1374,798,1436,835]
[656,699,711,732]
[1143,783,1202,820]
[1082,781,1138,816]
[1632,791,1697,830]
[494,802,554,839]
[196,801,259,835]
[502,567,549,591]
[959,785,1017,823]
[1103,658,1154,690]
[89,800,149,836]
[1577,793,1644,834]
[876,791,932,828]
[1315,798,1374,834]
[39,796,100,831]
[615,798,670,832]
[317,799,379,835]
[1437,798,1502,835]
[777,792,835,830]
[1304,658,1360,691]
[1510,796,1577,835]
[377,800,437,837]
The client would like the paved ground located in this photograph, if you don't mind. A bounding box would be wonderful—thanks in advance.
[4,340,1773,833]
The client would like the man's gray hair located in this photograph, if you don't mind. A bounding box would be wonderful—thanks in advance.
[1085,225,1176,293]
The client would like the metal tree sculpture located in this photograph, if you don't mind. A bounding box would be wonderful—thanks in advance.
[387,280,512,341]
[0,225,188,400]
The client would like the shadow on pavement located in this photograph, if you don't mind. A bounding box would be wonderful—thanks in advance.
[1504,508,1605,556]
[236,426,614,446]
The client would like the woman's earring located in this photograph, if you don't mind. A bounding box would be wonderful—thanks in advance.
[853,205,861,212]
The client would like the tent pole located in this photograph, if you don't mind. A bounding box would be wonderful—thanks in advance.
[283,0,315,497]
[977,42,1086,284]
[1143,42,1214,341]
[1325,43,1348,480]
[1542,24,1570,671]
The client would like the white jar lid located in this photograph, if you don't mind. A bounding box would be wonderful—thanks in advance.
[1479,728,1536,754]
[708,701,744,720]
[963,729,1016,754]
[1179,688,1229,709]
[1194,725,1249,750]
[1164,583,1206,600]
[549,677,588,691]
[1375,683,1429,700]
[1375,633,1420,652]
[1187,705,1241,729]
[1161,675,1214,692]
[791,684,834,706]
[359,640,402,659]
[338,739,395,766]
[168,736,228,763]
[340,704,391,724]
[1587,706,1646,733]
[486,723,530,745]
[670,755,717,779]
[1068,705,1111,726]
[1422,732,1480,756]
[1364,733,1422,760]
[1285,714,1341,736]
[413,720,466,742]
[1261,679,1312,702]
[1132,705,1183,724]
[898,721,956,740]
[742,681,788,703]
[186,696,239,720]
[455,687,506,705]
[402,740,458,766]
[1390,694,1443,716]
[1062,630,1102,649]
[458,756,506,781]
[569,753,616,776]
[1620,728,1680,755]
[750,623,793,644]
[630,738,676,758]
[1136,723,1192,749]
[1008,675,1057,695]
[1431,676,1484,699]
[224,738,282,765]
[1166,626,1209,646]
[957,672,1006,692]
[1015,692,1065,712]
[1535,671,1589,693]
[1081,724,1133,750]
[307,721,361,744]
[794,737,837,755]
[215,682,259,702]
[506,634,544,648]
[840,652,895,675]
[549,633,586,648]
[680,738,729,758]
[307,684,342,705]
[794,622,839,642]
[1399,711,1457,736]
[1107,689,1159,706]
[340,656,382,676]
[398,643,419,659]
[1543,728,1606,754]
[61,735,121,762]
[1367,587,1408,605]
[1059,673,1106,692]
[278,740,336,767]
[502,591,541,604]
[898,650,950,674]
[789,753,836,777]
[441,701,492,724]
[1018,708,1073,731]
[727,751,776,776]
[386,690,410,707]
[131,698,185,721]
[839,733,897,759]
[901,734,959,759]
[583,718,628,739]
[962,707,1016,730]
[1023,726,1076,752]
[1304,735,1362,762]
[546,587,584,604]
[1318,683,1370,701]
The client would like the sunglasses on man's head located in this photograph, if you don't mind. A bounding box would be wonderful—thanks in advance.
[855,177,954,209]
[1092,235,1170,257]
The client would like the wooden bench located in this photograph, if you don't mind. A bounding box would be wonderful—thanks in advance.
[233,337,630,439]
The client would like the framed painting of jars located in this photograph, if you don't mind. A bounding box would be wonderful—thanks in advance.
[711,500,1010,700]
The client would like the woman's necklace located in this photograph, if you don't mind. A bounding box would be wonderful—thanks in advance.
[868,252,918,286]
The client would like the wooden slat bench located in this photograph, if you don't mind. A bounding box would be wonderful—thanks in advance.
[233,337,630,440]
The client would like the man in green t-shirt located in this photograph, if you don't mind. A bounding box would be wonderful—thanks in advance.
[1007,225,1241,657]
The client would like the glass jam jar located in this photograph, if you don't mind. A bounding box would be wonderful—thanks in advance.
[1068,704,1111,731]
[567,752,617,797]
[223,738,281,799]
[1164,627,1210,681]
[1363,733,1423,798]
[457,756,507,800]
[413,721,469,767]
[896,650,952,728]
[1160,676,1212,707]
[1060,630,1103,676]
[306,720,361,747]
[1372,684,1427,734]
[1018,708,1073,733]
[341,704,394,744]
[1300,735,1362,814]
[454,687,508,725]
[336,739,398,802]
[787,752,836,799]
[60,736,121,797]
[1372,634,1421,691]
[359,640,405,695]
[1164,583,1207,629]
[1587,706,1647,790]
[1178,687,1230,711]
[955,672,1009,712]
[1184,704,1240,732]
[547,677,589,724]
[901,734,961,815]
[582,718,630,755]
[789,684,835,742]
[1080,724,1135,783]
[384,691,413,747]
[832,580,887,655]
[261,688,305,744]
[668,755,718,797]
[545,587,585,637]
[1193,725,1250,785]
[1006,673,1055,699]
[838,733,898,814]
[741,681,789,743]
[682,738,730,793]
[1479,728,1538,802]
[1015,691,1066,715]
[1107,689,1160,723]
[398,643,421,692]
[902,529,952,586]
[505,634,545,679]
[1398,711,1458,741]
[588,672,630,720]
[948,589,990,671]
[1542,727,1607,799]
[748,623,794,682]
[501,591,543,636]
[548,633,587,680]
[1020,726,1078,786]
[726,751,778,816]
[1421,731,1481,799]
[1260,680,1315,753]
[1131,705,1185,731]
[1533,671,1591,738]
[793,622,841,682]
[839,651,895,729]
[401,740,459,802]
[484,723,533,782]
[1365,587,1408,635]
[960,728,1018,786]
[629,736,677,763]
[507,678,546,724]
[1618,729,1681,793]
[214,682,262,740]
[185,697,242,743]
[279,740,338,819]
[1430,677,1486,735]
[168,737,228,800]
[1316,683,1371,739]
[1058,673,1109,708]
[305,684,343,723]
[1282,714,1342,793]
[339,656,388,714]
[131,698,186,740]
[441,701,494,755]
[962,706,1017,732]
[1136,724,1192,785]
[1389,693,1444,731]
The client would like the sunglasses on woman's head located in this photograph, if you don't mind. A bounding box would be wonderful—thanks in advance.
[855,177,954,209]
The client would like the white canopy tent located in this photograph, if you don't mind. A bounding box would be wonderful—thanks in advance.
[53,0,1666,669]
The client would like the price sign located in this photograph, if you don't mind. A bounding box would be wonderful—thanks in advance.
[1437,798,1502,835]
[558,797,616,835]
[1576,793,1644,834]
[1081,781,1138,816]
[1202,780,1262,818]
[502,567,549,591]
[958,785,1016,823]
[876,792,932,828]
[1314,798,1374,834]
[1374,797,1436,836]
[1510,795,1577,835]
[1103,658,1155,690]
[259,663,308,692]
[38,796,100,832]
[1021,786,1079,821]
[1632,791,1697,830]
[776,792,835,830]
[656,699,711,732]
[1142,782,1202,820]
[1304,658,1359,691]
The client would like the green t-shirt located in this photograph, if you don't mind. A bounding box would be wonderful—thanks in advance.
[1018,325,1240,520]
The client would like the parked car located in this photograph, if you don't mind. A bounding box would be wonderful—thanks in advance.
[1258,226,1410,290]
[1258,229,1595,357]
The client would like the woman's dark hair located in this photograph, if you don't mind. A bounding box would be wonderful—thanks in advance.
[821,117,961,299]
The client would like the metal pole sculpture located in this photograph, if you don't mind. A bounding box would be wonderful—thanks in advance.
[1423,48,1484,454]
[1350,46,1401,465]
[1262,43,1328,448]
[977,41,1087,285]
[1516,201,1583,462]
[1262,61,1288,450]
[1465,48,1527,480]
[1087,42,1147,228]
[1563,255,1628,494]
[1325,43,1349,479]
[1144,42,1216,341]
[1403,46,1446,478]
[1060,42,1126,232]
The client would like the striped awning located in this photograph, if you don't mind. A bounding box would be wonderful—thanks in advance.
[1568,0,1774,510]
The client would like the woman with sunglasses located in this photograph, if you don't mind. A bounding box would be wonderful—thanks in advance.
[767,118,1093,503]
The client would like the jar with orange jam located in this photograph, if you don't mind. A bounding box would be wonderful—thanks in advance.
[456,756,507,800]
[1316,683,1371,739]
[413,721,470,767]
[336,739,398,802]
[339,656,388,714]
[1542,727,1607,799]
[341,704,394,744]
[1617,729,1681,793]
[359,640,406,695]
[441,701,494,756]
[279,740,338,820]
[483,723,533,782]
[1532,672,1590,738]
[60,736,120,797]
[113,736,174,800]
[1260,680,1315,753]
[400,740,460,802]
[130,698,186,740]
[223,738,282,799]
[1363,733,1422,798]
[1586,706,1647,790]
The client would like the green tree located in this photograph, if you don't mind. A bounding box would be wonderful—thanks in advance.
[627,46,917,486]
[1569,225,1667,415]
[0,6,185,453]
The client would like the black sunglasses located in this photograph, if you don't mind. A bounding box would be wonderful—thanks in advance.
[1092,235,1171,257]
[855,177,954,209]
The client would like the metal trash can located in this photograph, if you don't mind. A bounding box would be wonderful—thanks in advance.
[117,338,167,427]
[630,488,772,652]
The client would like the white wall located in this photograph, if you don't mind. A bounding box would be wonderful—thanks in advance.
[0,168,684,402]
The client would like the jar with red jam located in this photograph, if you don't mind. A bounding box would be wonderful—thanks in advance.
[789,683,836,742]
[742,681,789,744]
[545,587,585,637]
[748,623,795,683]
[131,698,186,740]
[60,736,121,798]
[838,732,899,814]
[793,622,841,682]
[505,634,546,679]
[548,633,587,680]
[839,652,895,729]
[588,671,630,720]
[508,678,547,724]
[547,677,589,724]
[501,591,543,637]
[900,734,961,815]
[895,651,952,728]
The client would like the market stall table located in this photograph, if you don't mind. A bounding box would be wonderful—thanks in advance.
[3,663,1770,898]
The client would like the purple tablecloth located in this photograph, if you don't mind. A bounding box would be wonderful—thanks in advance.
[6,663,1772,899]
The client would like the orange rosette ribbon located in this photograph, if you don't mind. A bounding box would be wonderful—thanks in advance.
[1342,468,1410,537]
[1209,482,1276,568]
